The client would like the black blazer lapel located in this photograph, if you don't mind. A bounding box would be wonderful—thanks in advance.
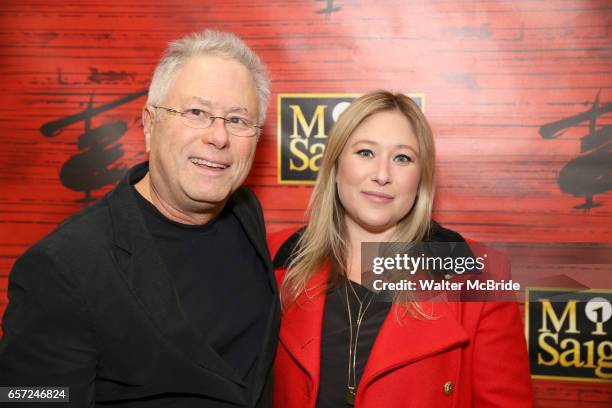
[228,187,280,405]
[106,163,246,404]
[228,187,276,290]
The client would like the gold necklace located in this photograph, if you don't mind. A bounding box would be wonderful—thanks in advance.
[344,281,375,406]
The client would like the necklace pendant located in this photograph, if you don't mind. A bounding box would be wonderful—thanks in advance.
[345,387,356,405]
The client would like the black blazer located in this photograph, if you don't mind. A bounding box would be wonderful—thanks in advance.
[0,163,280,407]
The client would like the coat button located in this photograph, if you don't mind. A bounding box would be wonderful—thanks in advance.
[443,381,454,395]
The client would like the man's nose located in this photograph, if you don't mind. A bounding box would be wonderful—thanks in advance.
[203,117,230,149]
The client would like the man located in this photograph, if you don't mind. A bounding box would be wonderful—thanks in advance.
[0,29,279,407]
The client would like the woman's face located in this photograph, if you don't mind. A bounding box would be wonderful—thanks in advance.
[336,110,421,235]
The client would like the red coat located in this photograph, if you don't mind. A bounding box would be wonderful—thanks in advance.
[268,227,533,408]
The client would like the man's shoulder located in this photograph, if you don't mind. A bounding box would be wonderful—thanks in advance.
[231,186,261,208]
[23,190,120,264]
[229,186,265,223]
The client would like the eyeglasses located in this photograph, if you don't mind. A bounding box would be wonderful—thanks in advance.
[152,106,262,137]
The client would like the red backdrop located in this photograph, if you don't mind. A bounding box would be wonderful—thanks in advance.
[0,0,610,406]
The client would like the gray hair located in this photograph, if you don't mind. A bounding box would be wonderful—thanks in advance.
[146,29,270,124]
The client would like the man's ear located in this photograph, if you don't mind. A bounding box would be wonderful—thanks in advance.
[142,106,155,153]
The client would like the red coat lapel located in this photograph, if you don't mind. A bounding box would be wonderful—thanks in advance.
[279,265,470,400]
[278,265,330,383]
[360,301,469,389]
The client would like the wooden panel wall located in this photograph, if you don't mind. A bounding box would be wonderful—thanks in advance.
[0,1,610,406]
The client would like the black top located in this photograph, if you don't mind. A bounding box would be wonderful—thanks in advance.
[134,186,273,389]
[317,280,392,408]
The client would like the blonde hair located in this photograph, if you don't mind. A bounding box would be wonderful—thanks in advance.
[282,90,436,307]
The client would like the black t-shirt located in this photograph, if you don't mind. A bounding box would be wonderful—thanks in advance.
[133,187,273,389]
[317,280,392,408]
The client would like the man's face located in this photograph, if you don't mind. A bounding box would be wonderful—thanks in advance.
[143,55,260,216]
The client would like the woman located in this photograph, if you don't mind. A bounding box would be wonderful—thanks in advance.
[268,91,533,407]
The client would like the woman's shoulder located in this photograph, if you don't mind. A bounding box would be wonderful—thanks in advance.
[267,225,305,268]
[429,220,467,242]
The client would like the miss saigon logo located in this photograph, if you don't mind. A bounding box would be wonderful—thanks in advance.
[277,94,424,184]
[527,288,612,382]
